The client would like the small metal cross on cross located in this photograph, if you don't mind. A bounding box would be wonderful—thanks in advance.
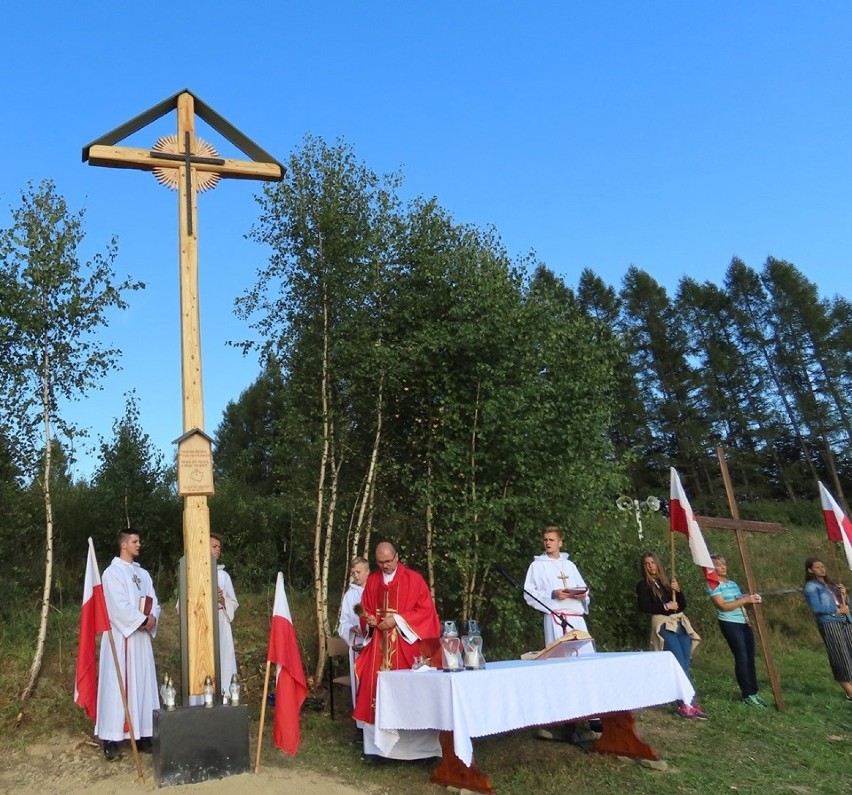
[149,131,225,236]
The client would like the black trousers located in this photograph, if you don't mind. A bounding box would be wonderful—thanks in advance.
[718,619,758,698]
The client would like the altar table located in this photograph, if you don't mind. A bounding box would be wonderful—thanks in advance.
[375,651,694,793]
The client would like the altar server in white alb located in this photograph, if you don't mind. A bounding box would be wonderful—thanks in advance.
[211,533,239,695]
[337,556,370,715]
[524,525,592,649]
[96,528,161,761]
[338,556,370,648]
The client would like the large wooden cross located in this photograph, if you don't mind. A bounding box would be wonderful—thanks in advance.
[696,448,786,710]
[83,90,283,696]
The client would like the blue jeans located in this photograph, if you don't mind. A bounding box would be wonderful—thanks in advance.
[660,622,693,678]
[718,620,758,698]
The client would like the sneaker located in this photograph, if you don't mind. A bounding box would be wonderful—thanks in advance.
[677,704,695,719]
[753,694,769,707]
[690,703,708,720]
[743,694,765,708]
[535,728,556,740]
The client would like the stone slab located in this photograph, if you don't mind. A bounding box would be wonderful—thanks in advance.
[153,704,250,787]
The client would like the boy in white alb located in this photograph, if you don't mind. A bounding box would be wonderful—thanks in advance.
[337,556,370,715]
[96,528,160,761]
[523,525,591,649]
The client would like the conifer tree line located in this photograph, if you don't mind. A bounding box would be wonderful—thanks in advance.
[577,257,852,513]
[1,141,848,660]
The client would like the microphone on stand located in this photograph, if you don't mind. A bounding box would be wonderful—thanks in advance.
[494,564,576,633]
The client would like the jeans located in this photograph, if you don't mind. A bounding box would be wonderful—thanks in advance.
[718,620,758,698]
[660,622,693,678]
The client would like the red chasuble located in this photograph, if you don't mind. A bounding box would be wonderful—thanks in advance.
[353,563,440,724]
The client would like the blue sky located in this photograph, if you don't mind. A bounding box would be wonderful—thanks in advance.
[2,2,851,479]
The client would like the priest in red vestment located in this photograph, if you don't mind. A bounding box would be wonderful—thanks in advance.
[353,541,441,760]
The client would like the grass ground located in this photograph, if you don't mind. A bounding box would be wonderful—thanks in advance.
[2,592,850,795]
[2,522,850,794]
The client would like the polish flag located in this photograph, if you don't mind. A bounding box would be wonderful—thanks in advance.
[74,538,111,721]
[669,468,720,588]
[267,572,307,755]
[818,482,852,570]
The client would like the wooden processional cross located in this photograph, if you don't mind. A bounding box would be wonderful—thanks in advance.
[695,447,787,710]
[83,90,283,695]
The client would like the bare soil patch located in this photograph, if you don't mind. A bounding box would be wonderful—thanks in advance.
[0,730,362,795]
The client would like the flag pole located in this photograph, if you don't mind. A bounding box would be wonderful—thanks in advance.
[828,541,843,588]
[668,468,676,579]
[828,543,848,606]
[254,660,273,773]
[669,530,676,581]
[92,538,144,782]
[103,620,144,781]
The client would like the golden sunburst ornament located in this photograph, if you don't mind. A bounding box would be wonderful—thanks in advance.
[151,135,222,192]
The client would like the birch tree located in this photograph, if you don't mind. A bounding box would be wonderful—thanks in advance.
[239,137,401,683]
[0,180,143,709]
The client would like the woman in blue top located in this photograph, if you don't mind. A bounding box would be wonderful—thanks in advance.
[802,558,852,702]
[706,554,767,707]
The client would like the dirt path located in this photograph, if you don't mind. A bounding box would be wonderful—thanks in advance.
[0,732,363,795]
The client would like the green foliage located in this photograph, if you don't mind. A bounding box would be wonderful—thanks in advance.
[208,481,295,590]
[0,435,40,610]
[228,140,635,645]
[82,391,182,581]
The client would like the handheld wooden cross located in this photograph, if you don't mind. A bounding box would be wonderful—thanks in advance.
[83,89,283,695]
[697,447,786,710]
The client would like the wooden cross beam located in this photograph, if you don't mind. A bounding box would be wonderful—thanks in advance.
[83,90,283,697]
[698,448,786,710]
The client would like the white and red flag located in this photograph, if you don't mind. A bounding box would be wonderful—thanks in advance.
[267,572,307,755]
[818,481,852,571]
[669,467,720,589]
[74,537,111,721]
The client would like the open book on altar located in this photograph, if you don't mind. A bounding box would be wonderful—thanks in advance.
[520,629,595,660]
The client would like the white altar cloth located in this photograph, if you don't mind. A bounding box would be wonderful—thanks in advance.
[375,651,694,766]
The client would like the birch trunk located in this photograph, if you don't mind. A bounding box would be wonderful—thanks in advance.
[312,273,332,688]
[18,350,54,708]
[425,459,435,595]
[352,377,383,557]
[462,379,481,621]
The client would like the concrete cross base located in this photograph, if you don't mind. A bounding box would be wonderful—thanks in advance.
[153,704,250,787]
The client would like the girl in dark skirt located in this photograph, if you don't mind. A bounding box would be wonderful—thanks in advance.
[802,558,852,702]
